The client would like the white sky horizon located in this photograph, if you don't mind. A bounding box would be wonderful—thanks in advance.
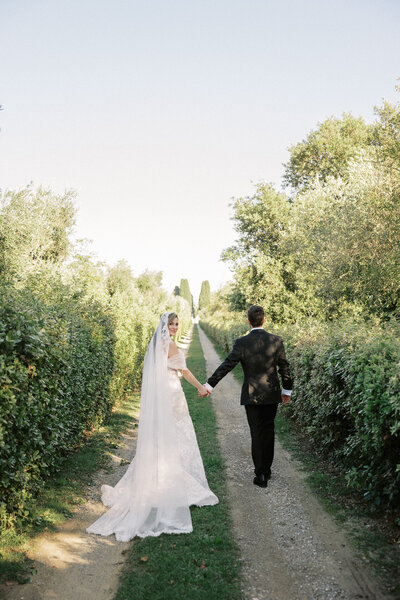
[1,0,399,301]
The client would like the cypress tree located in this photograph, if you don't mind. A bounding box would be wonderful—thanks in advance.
[179,278,192,311]
[198,280,211,310]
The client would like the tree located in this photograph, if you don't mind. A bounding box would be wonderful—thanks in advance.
[222,183,291,265]
[198,280,211,310]
[179,278,193,313]
[288,156,400,317]
[173,285,180,296]
[221,183,302,321]
[372,89,400,174]
[222,91,400,322]
[0,186,75,280]
[283,113,372,192]
[106,260,134,296]
[136,270,163,293]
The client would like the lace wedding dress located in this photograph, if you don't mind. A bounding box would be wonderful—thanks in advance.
[86,314,218,542]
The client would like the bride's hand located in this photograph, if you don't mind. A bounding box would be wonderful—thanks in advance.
[198,386,209,398]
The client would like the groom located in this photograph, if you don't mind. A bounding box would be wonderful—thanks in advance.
[201,305,292,487]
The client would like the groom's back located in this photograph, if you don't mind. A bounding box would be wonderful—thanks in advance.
[206,327,292,405]
[238,329,289,405]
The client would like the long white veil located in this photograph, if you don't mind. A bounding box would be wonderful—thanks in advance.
[86,312,192,541]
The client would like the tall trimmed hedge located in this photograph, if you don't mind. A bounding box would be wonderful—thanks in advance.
[282,321,400,515]
[0,284,115,519]
[200,311,400,517]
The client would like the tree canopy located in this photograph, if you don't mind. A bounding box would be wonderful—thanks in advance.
[0,186,75,280]
[222,91,400,321]
[283,113,372,192]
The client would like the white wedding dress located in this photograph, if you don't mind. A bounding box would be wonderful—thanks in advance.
[86,315,218,542]
[165,350,218,507]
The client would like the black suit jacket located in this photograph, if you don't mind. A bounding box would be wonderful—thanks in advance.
[207,329,293,405]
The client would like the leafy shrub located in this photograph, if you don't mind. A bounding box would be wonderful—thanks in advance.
[0,283,115,518]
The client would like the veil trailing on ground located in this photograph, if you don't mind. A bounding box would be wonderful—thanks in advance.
[86,312,192,541]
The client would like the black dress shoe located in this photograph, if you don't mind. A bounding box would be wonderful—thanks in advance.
[253,474,268,487]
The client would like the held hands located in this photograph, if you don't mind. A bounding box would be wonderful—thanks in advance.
[281,393,291,406]
[198,385,210,398]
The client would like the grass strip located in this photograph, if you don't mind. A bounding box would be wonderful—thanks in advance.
[207,330,400,598]
[114,326,242,600]
[0,395,140,585]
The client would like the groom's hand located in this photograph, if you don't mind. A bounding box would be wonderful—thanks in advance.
[198,386,210,397]
[281,393,291,405]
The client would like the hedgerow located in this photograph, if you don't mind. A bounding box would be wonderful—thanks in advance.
[0,283,113,520]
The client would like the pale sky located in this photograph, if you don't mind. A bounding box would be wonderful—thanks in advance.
[1,0,399,301]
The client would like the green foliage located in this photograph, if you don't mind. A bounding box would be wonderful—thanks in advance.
[179,278,194,315]
[203,86,400,519]
[198,280,211,311]
[372,84,400,173]
[179,278,191,304]
[201,310,400,517]
[106,259,135,296]
[287,157,400,317]
[283,113,372,192]
[221,182,312,320]
[222,182,291,262]
[0,282,115,519]
[281,319,400,516]
[0,186,75,280]
[223,90,400,322]
[0,186,191,527]
[199,287,248,353]
[135,269,163,294]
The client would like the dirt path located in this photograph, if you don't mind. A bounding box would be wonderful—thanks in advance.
[3,421,137,600]
[198,325,393,600]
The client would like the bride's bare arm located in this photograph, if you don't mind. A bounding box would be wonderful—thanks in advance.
[169,340,208,395]
[181,368,207,394]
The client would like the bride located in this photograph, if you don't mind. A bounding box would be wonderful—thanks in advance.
[86,312,218,541]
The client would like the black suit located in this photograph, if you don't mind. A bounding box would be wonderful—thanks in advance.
[207,328,292,476]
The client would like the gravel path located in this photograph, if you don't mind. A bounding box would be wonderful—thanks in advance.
[2,422,137,600]
[198,325,393,600]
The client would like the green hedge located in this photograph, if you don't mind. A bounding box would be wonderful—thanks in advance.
[283,321,400,515]
[200,311,248,353]
[0,284,115,520]
[200,313,400,517]
[0,280,192,524]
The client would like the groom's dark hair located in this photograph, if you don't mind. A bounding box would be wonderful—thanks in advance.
[247,305,265,327]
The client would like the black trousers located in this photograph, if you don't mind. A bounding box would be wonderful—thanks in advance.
[245,403,278,476]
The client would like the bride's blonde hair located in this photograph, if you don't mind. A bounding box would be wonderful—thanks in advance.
[167,312,178,325]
